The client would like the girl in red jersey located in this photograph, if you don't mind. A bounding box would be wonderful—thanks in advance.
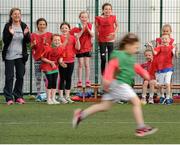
[149,34,177,104]
[141,49,157,104]
[58,22,80,103]
[72,33,158,137]
[40,34,65,105]
[31,18,52,97]
[71,11,94,87]
[95,3,118,74]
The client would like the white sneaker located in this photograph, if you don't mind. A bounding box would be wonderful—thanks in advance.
[58,96,68,104]
[148,97,154,104]
[141,97,147,105]
[52,98,60,104]
[47,99,54,105]
[66,97,74,103]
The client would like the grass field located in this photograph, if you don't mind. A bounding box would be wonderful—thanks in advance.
[0,98,180,144]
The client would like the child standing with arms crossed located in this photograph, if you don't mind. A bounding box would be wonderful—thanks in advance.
[72,33,158,137]
[141,49,157,104]
[40,34,65,104]
[58,22,80,103]
[71,11,94,87]
[31,18,52,97]
[95,3,118,74]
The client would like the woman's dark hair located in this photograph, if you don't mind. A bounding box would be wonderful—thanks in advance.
[101,3,112,15]
[36,18,47,30]
[60,21,71,29]
[9,7,21,24]
[118,33,139,50]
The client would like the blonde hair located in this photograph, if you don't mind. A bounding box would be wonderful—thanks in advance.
[79,11,89,18]
[162,24,172,33]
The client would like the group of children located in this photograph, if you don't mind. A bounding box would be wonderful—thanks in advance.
[30,3,118,104]
[141,24,179,105]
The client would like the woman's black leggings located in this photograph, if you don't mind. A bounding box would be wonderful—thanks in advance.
[99,42,114,74]
[58,62,74,90]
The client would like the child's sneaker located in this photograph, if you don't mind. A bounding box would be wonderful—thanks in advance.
[47,99,54,105]
[72,109,82,128]
[77,81,82,87]
[7,100,14,105]
[16,98,25,104]
[166,98,173,105]
[52,98,60,104]
[86,80,91,87]
[148,97,154,104]
[135,126,158,137]
[159,97,165,104]
[66,97,74,103]
[58,96,68,104]
[141,97,147,105]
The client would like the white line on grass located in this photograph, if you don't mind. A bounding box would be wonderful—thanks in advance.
[0,121,180,125]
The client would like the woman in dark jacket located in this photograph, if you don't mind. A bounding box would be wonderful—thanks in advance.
[2,7,30,105]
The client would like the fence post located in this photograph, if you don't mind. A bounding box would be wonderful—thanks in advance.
[63,0,66,21]
[128,0,131,32]
[94,0,99,84]
[30,0,33,95]
[160,0,163,36]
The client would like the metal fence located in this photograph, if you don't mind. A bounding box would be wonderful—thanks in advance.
[0,0,180,94]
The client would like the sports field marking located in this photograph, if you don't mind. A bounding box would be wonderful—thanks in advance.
[0,121,180,125]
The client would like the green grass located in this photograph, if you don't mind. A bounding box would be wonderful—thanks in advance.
[0,98,180,144]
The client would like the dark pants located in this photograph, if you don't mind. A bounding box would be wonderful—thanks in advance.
[3,58,25,102]
[58,62,74,90]
[99,42,114,74]
[45,72,58,89]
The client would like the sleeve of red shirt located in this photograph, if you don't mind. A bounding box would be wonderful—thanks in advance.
[103,58,119,81]
[134,63,150,81]
[154,46,161,55]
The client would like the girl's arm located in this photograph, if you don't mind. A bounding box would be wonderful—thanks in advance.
[75,36,81,51]
[103,58,119,91]
[41,57,56,68]
[58,57,67,68]
[114,18,118,34]
[134,63,150,81]
[147,42,158,55]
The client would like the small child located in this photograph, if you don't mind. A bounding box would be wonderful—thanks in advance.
[72,33,158,137]
[149,34,177,104]
[141,49,157,104]
[71,11,94,87]
[58,22,80,103]
[40,34,64,104]
[31,18,52,97]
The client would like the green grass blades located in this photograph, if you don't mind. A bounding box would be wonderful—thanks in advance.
[0,102,180,144]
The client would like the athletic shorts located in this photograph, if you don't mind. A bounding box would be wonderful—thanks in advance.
[76,52,92,58]
[156,71,173,85]
[102,81,136,102]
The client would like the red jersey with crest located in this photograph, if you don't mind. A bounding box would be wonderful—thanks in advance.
[31,32,52,61]
[95,15,116,42]
[60,34,77,63]
[40,46,64,72]
[70,23,93,54]
[154,45,174,71]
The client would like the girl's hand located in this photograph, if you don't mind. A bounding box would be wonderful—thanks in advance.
[107,33,115,40]
[24,26,29,35]
[9,26,15,35]
[50,61,56,68]
[60,62,67,68]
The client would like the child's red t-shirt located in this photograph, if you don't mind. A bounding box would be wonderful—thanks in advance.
[95,15,116,42]
[31,32,52,61]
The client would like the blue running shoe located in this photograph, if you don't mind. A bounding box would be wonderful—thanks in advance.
[159,97,165,104]
[166,98,173,105]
